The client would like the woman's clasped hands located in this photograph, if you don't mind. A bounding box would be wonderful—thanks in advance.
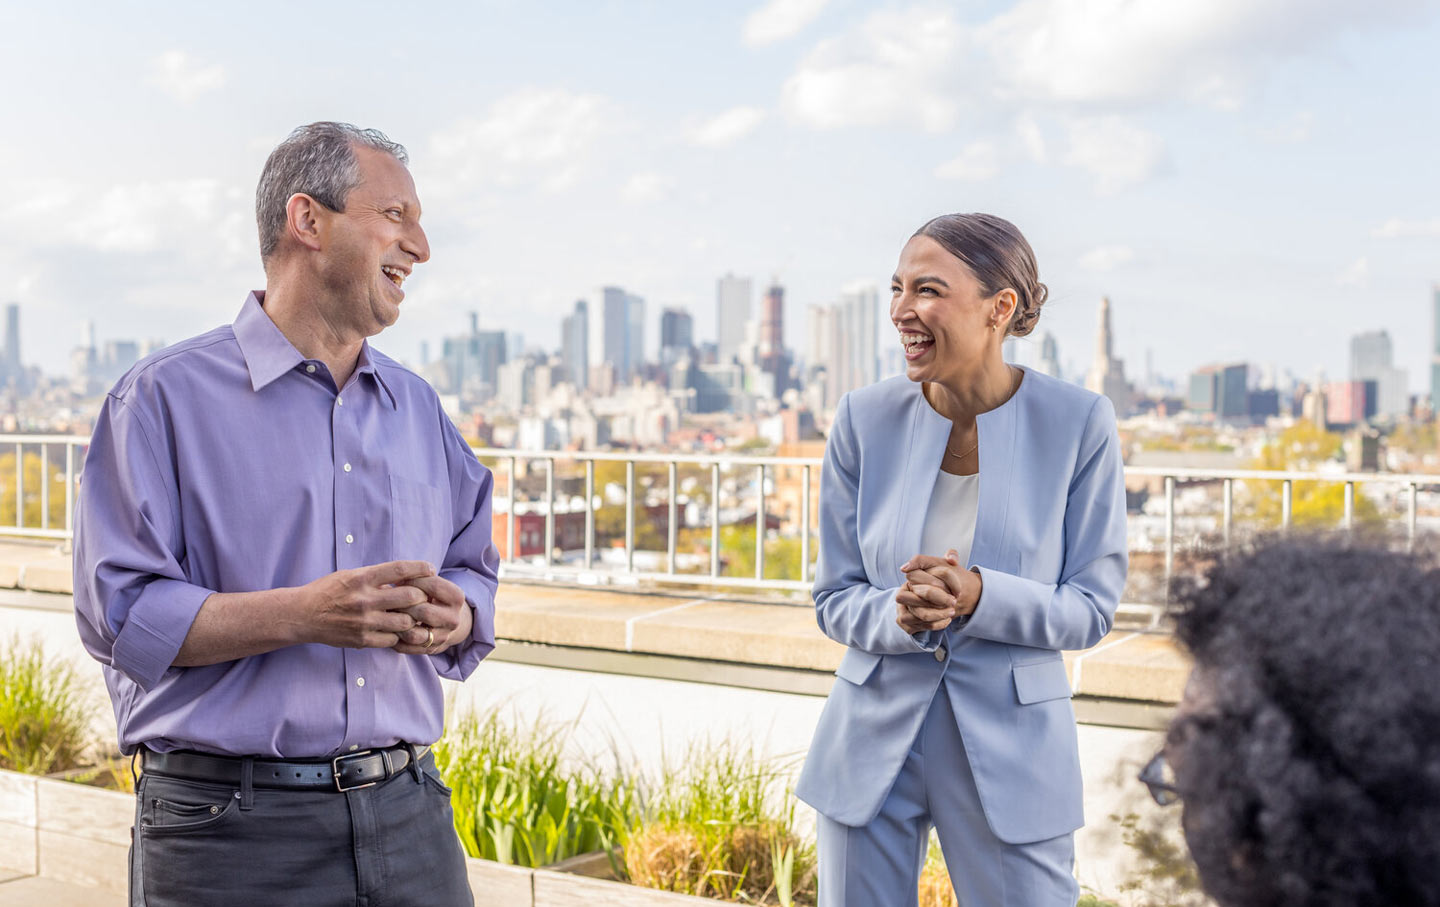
[895,549,983,634]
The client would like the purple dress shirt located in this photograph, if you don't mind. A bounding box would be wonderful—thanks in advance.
[73,292,499,757]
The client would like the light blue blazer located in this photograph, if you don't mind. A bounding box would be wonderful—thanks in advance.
[794,368,1128,844]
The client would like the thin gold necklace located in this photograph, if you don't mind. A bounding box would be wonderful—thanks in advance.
[946,439,978,459]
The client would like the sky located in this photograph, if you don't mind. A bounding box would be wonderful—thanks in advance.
[2,0,1438,390]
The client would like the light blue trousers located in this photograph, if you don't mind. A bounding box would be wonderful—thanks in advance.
[816,690,1079,906]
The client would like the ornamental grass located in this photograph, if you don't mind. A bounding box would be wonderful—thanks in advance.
[0,635,93,775]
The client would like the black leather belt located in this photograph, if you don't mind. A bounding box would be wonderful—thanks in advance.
[141,743,430,793]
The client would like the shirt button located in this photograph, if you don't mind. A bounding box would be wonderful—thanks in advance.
[305,364,317,374]
[355,677,365,687]
[934,646,947,662]
[345,534,354,544]
[349,745,358,752]
[337,395,344,406]
[343,463,352,473]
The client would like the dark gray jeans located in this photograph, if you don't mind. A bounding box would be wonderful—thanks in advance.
[129,753,473,906]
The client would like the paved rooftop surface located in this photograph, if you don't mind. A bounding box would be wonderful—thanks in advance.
[0,538,1192,706]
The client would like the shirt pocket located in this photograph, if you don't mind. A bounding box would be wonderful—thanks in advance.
[389,474,452,567]
[1011,658,1072,705]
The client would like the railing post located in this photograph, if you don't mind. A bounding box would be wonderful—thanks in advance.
[1281,480,1292,531]
[14,442,22,529]
[667,462,677,576]
[65,442,75,535]
[754,464,765,581]
[584,459,595,570]
[625,460,635,574]
[1164,476,1175,601]
[1222,478,1232,547]
[1409,483,1418,550]
[40,445,49,531]
[710,463,720,578]
[801,464,812,585]
[544,458,555,567]
[507,456,517,563]
[1343,481,1354,532]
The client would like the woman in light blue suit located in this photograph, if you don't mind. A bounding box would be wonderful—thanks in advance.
[795,213,1128,906]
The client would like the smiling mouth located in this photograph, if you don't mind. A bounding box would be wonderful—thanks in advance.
[381,265,407,288]
[900,331,934,359]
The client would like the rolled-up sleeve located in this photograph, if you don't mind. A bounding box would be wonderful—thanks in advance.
[428,417,499,681]
[73,396,215,692]
[959,395,1127,651]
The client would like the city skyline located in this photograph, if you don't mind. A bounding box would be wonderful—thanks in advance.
[2,1,1438,387]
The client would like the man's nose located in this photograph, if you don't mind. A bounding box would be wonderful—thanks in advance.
[405,222,431,264]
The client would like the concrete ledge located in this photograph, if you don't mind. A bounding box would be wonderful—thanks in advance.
[0,541,1192,710]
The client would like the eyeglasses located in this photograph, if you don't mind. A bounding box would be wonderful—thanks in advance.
[1139,750,1180,806]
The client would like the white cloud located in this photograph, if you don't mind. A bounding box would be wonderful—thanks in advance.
[935,142,999,181]
[1062,116,1166,193]
[1373,217,1440,238]
[977,0,1426,108]
[620,172,675,205]
[1258,111,1315,144]
[428,89,616,193]
[1079,245,1136,271]
[780,8,962,131]
[1015,114,1047,163]
[1338,257,1369,287]
[146,51,225,103]
[744,0,830,46]
[687,106,766,147]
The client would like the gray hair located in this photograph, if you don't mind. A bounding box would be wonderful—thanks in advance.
[255,121,410,262]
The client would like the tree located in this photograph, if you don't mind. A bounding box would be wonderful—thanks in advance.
[1244,422,1381,529]
[0,449,70,530]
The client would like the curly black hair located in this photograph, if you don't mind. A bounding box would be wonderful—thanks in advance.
[1169,534,1440,907]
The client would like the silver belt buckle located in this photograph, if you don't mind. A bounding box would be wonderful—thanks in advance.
[332,749,378,792]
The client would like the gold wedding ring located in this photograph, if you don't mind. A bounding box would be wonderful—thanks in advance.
[424,627,435,648]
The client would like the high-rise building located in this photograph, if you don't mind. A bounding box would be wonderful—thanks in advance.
[758,282,789,396]
[1350,330,1408,420]
[1084,297,1131,416]
[660,308,693,350]
[1038,332,1061,379]
[1326,380,1378,427]
[1188,363,1249,422]
[1431,285,1440,414]
[441,312,507,397]
[818,284,880,406]
[3,303,18,382]
[561,300,588,390]
[627,294,645,380]
[590,287,645,383]
[716,274,752,363]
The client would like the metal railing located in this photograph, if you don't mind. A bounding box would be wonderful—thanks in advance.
[5,434,1440,602]
[0,436,89,541]
[470,448,820,594]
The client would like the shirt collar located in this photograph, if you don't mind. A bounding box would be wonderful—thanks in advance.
[233,291,398,410]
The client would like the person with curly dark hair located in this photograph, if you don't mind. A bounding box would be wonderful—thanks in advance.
[1141,535,1440,906]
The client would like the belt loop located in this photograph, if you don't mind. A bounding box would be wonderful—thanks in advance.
[404,742,423,783]
[239,756,255,810]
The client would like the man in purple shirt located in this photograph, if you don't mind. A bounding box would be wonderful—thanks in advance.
[73,122,496,905]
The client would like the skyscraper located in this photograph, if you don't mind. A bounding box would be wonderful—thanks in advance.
[660,308,694,350]
[561,299,588,390]
[820,283,879,405]
[592,286,644,382]
[1038,332,1061,379]
[1084,297,1130,416]
[1431,285,1440,414]
[1349,329,1407,420]
[716,274,752,363]
[758,282,789,395]
[3,303,18,382]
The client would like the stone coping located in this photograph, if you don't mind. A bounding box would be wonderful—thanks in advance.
[0,541,1190,707]
[0,769,710,905]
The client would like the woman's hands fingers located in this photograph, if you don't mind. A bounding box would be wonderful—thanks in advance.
[899,550,980,618]
[895,581,954,633]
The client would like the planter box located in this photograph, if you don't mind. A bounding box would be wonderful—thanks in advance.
[0,768,716,906]
[533,868,715,906]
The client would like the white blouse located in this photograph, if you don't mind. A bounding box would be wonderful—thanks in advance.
[917,470,980,566]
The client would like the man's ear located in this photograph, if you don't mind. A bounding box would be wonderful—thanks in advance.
[285,193,328,253]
